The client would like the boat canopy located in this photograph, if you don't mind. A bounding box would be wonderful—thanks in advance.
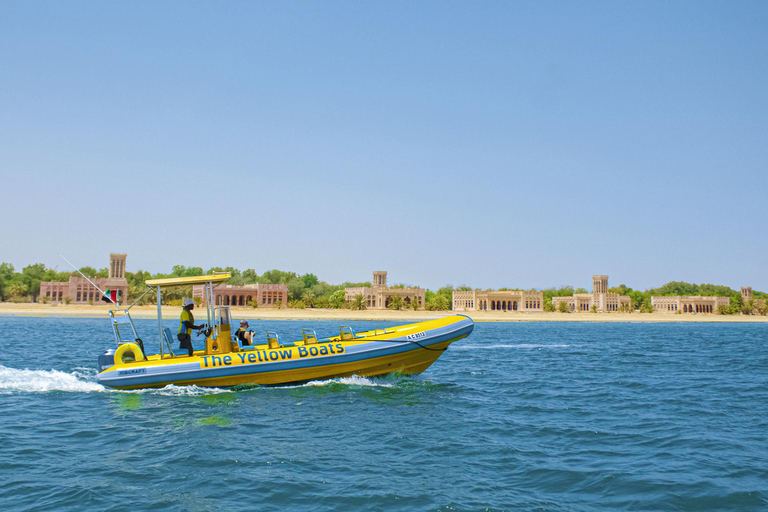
[145,273,231,287]
[138,273,232,358]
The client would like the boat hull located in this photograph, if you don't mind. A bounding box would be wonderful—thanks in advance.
[97,315,473,389]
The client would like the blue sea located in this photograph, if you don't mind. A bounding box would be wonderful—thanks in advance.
[1,316,766,511]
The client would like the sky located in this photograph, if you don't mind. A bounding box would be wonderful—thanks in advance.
[1,1,766,292]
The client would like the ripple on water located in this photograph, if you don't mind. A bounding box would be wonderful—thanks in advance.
[1,319,768,511]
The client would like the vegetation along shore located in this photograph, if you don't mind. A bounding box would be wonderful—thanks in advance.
[0,261,766,321]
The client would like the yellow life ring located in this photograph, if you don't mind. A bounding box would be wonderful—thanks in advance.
[114,343,145,364]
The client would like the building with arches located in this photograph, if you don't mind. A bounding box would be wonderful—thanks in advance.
[452,289,544,312]
[551,275,632,312]
[192,283,289,308]
[651,295,730,313]
[39,253,129,304]
[344,271,425,309]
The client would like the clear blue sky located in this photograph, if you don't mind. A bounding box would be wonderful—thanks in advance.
[1,1,766,292]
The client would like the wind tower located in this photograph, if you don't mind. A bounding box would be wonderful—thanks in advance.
[373,271,388,288]
[593,275,609,312]
[110,253,127,279]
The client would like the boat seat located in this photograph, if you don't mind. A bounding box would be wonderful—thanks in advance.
[302,328,318,345]
[339,326,357,341]
[164,327,198,357]
[233,335,257,351]
[266,331,281,349]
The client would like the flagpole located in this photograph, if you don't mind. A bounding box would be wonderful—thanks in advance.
[59,254,117,306]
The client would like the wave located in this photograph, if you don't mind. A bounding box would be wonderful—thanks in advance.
[0,365,105,393]
[452,343,570,350]
[0,365,229,395]
[276,375,394,389]
[118,384,231,396]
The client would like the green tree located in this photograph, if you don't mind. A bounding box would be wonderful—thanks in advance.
[261,269,298,284]
[78,266,99,277]
[302,290,316,308]
[0,262,15,301]
[329,289,346,309]
[242,269,259,283]
[287,278,306,300]
[427,294,450,311]
[608,284,633,296]
[628,290,649,311]
[22,263,47,302]
[7,281,27,300]
[557,301,569,313]
[302,273,319,288]
[730,294,744,315]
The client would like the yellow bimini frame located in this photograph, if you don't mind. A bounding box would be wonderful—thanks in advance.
[109,272,232,359]
[134,273,232,359]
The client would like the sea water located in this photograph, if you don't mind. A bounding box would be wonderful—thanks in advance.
[0,317,766,511]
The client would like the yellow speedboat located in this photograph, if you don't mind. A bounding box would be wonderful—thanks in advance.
[96,274,473,390]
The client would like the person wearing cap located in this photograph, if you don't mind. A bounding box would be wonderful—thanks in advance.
[178,299,204,356]
[234,320,254,346]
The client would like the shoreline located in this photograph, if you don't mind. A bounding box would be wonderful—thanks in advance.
[1,303,766,323]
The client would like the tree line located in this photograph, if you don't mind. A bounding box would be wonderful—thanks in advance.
[0,261,765,314]
[0,263,457,310]
[542,282,767,315]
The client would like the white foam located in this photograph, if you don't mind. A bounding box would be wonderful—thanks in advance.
[118,384,231,396]
[0,365,105,393]
[278,375,394,389]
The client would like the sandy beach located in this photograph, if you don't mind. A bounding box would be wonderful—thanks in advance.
[1,302,766,323]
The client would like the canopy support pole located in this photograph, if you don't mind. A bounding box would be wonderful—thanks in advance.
[157,286,164,358]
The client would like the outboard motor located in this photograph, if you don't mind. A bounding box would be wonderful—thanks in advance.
[98,349,115,372]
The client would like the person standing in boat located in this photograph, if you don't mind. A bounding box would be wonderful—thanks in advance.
[234,320,254,346]
[178,299,205,356]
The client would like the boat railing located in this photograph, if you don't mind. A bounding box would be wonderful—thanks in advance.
[109,310,140,346]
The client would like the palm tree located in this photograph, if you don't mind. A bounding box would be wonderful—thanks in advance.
[350,294,367,311]
[7,282,27,299]
[302,290,316,308]
[388,295,404,311]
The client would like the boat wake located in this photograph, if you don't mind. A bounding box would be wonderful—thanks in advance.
[0,365,391,395]
[119,384,232,396]
[0,365,230,395]
[0,363,386,395]
[277,375,394,389]
[0,364,105,393]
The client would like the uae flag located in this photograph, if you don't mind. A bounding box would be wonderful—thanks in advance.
[101,289,119,303]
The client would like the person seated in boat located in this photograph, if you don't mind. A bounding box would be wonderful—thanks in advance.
[178,299,205,356]
[234,320,254,346]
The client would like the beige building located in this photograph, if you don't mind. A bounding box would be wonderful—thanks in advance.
[452,289,544,312]
[39,253,129,304]
[345,271,425,309]
[193,283,289,308]
[651,295,730,313]
[552,275,632,312]
[741,287,766,309]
